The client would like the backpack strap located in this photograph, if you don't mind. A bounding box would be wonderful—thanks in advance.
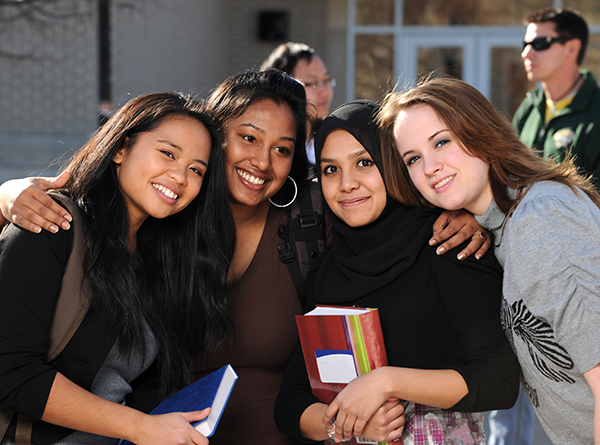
[15,417,32,445]
[0,411,13,444]
[0,192,89,444]
[46,193,90,362]
[277,181,327,302]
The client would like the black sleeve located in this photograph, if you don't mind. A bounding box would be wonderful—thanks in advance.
[432,246,520,412]
[0,222,73,419]
[274,341,322,443]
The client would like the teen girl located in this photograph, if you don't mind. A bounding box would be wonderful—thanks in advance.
[378,76,600,445]
[0,93,235,445]
[275,100,519,445]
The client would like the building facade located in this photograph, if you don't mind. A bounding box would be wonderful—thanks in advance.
[0,0,598,182]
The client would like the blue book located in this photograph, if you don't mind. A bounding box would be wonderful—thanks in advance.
[122,364,237,442]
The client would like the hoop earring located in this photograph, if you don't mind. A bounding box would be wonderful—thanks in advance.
[269,176,298,208]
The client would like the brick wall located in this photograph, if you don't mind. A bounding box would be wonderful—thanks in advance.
[0,0,231,182]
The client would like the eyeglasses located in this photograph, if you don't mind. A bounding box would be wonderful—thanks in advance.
[523,36,574,51]
[303,77,336,90]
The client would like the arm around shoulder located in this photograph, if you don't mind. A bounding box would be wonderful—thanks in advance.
[0,173,72,234]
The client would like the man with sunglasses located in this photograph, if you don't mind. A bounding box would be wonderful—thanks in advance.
[513,7,600,187]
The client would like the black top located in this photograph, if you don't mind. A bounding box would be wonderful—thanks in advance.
[0,214,161,444]
[274,101,520,442]
[314,100,444,302]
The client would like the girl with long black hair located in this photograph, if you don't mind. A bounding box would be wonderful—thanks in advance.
[0,92,235,445]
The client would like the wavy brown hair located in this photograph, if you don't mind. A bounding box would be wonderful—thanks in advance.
[377,75,600,215]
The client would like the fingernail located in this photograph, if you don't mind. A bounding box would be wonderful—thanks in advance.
[49,225,59,233]
[429,238,437,246]
[61,221,71,230]
[436,246,445,255]
[475,253,482,260]
[457,253,466,261]
[64,214,72,222]
[33,226,42,234]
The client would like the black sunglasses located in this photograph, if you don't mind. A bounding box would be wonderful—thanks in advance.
[523,36,574,51]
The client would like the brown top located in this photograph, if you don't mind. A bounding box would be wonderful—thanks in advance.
[193,204,305,445]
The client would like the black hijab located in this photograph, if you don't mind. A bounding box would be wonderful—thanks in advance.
[313,100,440,304]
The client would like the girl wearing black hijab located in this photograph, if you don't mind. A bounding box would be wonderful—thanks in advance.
[274,101,520,445]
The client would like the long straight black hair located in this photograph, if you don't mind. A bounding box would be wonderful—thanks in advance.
[61,92,236,393]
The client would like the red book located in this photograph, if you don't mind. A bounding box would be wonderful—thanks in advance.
[296,306,391,444]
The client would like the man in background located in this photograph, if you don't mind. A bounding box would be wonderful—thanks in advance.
[513,7,600,186]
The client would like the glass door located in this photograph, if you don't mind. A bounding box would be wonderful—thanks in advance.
[399,31,474,85]
[479,32,535,117]
[398,27,532,116]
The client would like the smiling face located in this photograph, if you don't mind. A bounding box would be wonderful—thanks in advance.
[393,104,492,216]
[223,98,297,209]
[293,55,334,119]
[115,116,211,234]
[320,129,387,227]
[522,21,572,83]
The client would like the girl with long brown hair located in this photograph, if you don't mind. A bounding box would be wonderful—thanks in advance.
[378,75,600,445]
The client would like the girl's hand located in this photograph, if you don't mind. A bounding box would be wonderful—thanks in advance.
[360,397,405,443]
[42,373,211,445]
[132,409,211,445]
[429,209,490,260]
[0,172,72,233]
[322,368,393,442]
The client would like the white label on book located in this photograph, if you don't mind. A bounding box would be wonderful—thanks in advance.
[315,350,358,384]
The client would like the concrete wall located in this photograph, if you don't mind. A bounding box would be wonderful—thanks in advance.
[219,0,347,109]
[325,0,348,109]
[112,0,230,104]
[226,0,328,72]
[0,0,234,183]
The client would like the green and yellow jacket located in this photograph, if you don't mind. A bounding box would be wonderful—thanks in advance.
[513,69,600,186]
